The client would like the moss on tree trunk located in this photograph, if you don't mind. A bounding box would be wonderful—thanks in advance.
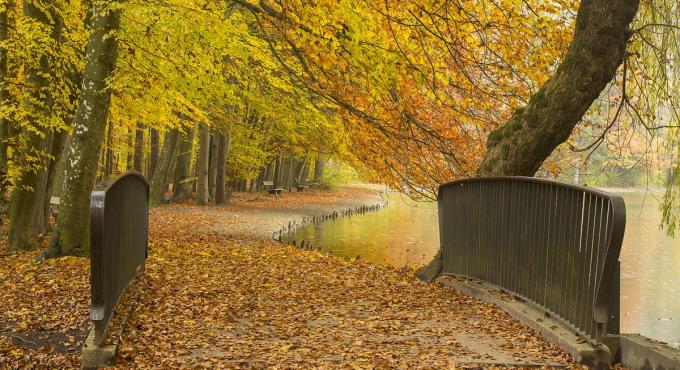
[478,0,639,177]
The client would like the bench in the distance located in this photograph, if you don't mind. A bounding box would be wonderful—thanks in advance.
[263,180,284,196]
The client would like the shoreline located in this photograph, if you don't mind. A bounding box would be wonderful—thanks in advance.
[190,185,388,240]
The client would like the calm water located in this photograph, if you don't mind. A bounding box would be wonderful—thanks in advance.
[284,190,680,345]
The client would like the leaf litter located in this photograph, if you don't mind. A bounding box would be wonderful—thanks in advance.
[1,188,588,368]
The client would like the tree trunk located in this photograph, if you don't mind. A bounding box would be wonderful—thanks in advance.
[51,0,122,256]
[273,156,282,189]
[285,156,295,188]
[248,175,257,192]
[0,1,12,206]
[126,127,134,169]
[172,125,195,202]
[149,126,159,178]
[196,123,210,205]
[264,160,274,183]
[149,129,179,206]
[215,131,231,204]
[295,154,309,185]
[104,118,113,177]
[255,165,267,192]
[478,0,639,176]
[313,149,325,182]
[6,0,60,251]
[208,130,218,201]
[301,159,310,186]
[133,123,144,172]
[41,130,68,232]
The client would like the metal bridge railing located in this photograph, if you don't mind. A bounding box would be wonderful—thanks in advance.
[438,177,625,343]
[89,171,149,345]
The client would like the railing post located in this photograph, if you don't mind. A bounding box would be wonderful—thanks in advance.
[607,261,621,335]
[438,176,625,349]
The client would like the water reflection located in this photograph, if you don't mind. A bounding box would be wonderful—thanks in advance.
[283,190,679,345]
[285,193,440,267]
[618,191,680,346]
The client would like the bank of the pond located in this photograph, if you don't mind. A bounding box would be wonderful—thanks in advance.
[1,187,576,368]
[201,184,387,240]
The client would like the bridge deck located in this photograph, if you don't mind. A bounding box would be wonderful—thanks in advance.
[113,204,572,368]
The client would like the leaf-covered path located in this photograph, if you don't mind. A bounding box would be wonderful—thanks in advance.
[117,188,574,368]
[2,187,576,368]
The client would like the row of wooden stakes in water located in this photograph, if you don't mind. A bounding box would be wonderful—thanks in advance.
[273,203,385,250]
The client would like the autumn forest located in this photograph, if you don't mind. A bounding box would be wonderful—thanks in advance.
[1,0,679,367]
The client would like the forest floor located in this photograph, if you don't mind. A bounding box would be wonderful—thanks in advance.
[1,186,577,369]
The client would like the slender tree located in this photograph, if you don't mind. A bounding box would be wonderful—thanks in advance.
[273,156,282,189]
[149,129,179,206]
[208,129,218,201]
[133,123,144,172]
[195,123,210,205]
[215,131,230,204]
[172,125,195,202]
[313,149,325,183]
[149,126,159,178]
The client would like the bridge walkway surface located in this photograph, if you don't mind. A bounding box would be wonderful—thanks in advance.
[111,196,573,368]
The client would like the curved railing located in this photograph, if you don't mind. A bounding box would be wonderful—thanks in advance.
[90,172,149,345]
[438,177,625,343]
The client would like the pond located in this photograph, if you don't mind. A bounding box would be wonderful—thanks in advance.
[283,189,680,346]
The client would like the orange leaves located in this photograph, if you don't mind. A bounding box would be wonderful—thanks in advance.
[0,240,90,367]
[248,0,577,194]
[2,189,574,367]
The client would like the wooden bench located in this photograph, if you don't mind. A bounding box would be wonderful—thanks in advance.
[268,188,284,196]
[296,185,309,192]
[263,180,283,196]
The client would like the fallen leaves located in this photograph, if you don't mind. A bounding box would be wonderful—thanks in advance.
[0,240,90,368]
[2,187,579,368]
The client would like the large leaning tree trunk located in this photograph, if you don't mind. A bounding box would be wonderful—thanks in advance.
[418,0,640,282]
[48,0,123,257]
[477,0,639,177]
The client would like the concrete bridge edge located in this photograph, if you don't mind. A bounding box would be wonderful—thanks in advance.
[436,277,611,369]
